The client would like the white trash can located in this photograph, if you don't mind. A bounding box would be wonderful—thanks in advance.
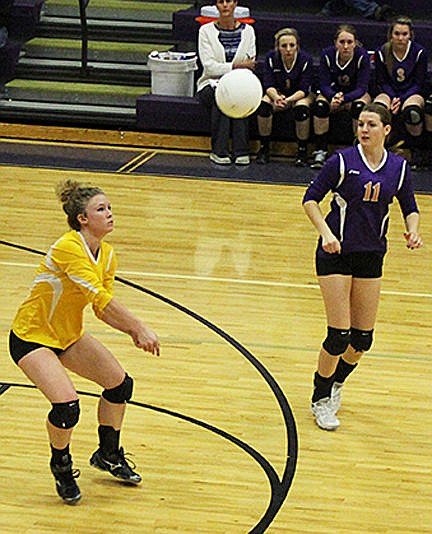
[148,51,198,97]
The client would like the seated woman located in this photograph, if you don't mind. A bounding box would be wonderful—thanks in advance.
[373,17,428,169]
[255,27,314,166]
[196,0,256,166]
[311,24,371,169]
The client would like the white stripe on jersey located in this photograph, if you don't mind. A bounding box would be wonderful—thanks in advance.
[32,272,64,322]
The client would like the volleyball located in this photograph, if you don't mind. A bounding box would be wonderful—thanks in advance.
[215,69,262,119]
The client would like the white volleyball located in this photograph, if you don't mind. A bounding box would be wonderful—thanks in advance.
[215,69,262,119]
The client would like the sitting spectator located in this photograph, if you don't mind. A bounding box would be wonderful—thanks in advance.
[319,0,397,21]
[373,17,428,169]
[255,27,314,166]
[196,0,256,165]
[311,24,371,168]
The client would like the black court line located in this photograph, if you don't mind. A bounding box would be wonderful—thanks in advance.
[1,138,431,191]
[0,239,298,533]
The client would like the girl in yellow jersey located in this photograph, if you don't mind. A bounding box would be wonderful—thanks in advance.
[9,179,160,504]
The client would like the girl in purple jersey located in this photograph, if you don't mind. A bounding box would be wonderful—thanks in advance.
[255,27,315,166]
[311,24,371,169]
[303,103,422,431]
[373,17,428,168]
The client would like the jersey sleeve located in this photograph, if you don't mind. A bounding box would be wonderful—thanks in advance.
[396,160,419,218]
[302,153,343,204]
[50,239,113,317]
[319,50,335,100]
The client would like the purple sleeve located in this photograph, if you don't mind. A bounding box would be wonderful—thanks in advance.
[302,154,341,204]
[262,52,276,91]
[374,48,397,99]
[396,162,419,218]
[299,57,314,95]
[319,52,335,101]
[343,50,370,102]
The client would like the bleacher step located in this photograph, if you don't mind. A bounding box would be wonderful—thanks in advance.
[3,79,149,106]
[21,38,173,64]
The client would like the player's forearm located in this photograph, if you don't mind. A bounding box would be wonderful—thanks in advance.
[101,297,143,337]
[405,211,420,234]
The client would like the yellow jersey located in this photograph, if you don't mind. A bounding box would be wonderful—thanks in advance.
[12,230,116,350]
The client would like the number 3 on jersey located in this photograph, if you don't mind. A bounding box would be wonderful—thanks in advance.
[363,181,381,202]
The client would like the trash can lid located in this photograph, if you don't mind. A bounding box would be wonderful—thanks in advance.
[200,5,250,18]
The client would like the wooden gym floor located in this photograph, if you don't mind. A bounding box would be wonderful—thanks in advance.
[0,128,431,533]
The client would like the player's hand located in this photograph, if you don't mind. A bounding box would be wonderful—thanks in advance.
[322,234,341,254]
[132,326,160,355]
[390,97,401,115]
[404,231,423,249]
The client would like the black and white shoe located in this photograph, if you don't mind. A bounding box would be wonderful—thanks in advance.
[90,447,142,484]
[50,456,81,504]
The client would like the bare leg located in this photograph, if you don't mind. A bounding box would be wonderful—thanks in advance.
[18,348,78,448]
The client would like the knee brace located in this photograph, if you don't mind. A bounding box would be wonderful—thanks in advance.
[48,400,80,429]
[402,105,424,125]
[293,104,310,122]
[350,328,373,353]
[322,327,350,356]
[424,95,432,116]
[313,99,330,118]
[257,101,273,118]
[102,373,133,403]
[351,100,366,119]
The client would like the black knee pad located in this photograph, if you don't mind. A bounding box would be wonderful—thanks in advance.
[351,100,366,119]
[350,328,373,352]
[322,327,350,356]
[257,101,273,118]
[313,99,330,118]
[424,95,432,116]
[48,400,80,429]
[293,104,310,122]
[102,373,133,403]
[402,105,424,125]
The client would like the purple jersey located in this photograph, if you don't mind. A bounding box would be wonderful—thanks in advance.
[374,41,427,101]
[319,46,371,102]
[262,49,313,97]
[303,145,418,256]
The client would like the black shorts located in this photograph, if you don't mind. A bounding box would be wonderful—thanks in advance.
[9,330,64,365]
[316,251,384,278]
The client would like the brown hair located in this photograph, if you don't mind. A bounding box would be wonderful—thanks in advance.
[56,179,104,231]
[361,103,392,126]
[334,24,361,47]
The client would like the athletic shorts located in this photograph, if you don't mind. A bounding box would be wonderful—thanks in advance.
[9,330,64,365]
[316,251,384,278]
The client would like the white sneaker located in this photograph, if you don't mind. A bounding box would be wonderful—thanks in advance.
[234,154,250,165]
[330,381,343,414]
[310,150,328,169]
[311,397,340,430]
[210,153,231,165]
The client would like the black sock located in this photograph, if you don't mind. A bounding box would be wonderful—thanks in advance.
[98,425,120,457]
[334,358,358,384]
[315,133,328,152]
[312,371,334,403]
[50,444,70,465]
[298,139,307,151]
[260,135,270,149]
